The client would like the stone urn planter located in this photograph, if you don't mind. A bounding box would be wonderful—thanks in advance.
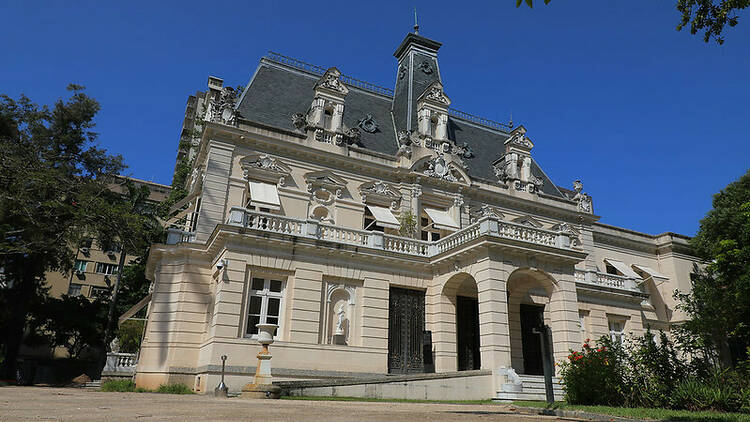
[241,323,281,399]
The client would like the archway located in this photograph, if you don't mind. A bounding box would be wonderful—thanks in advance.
[506,268,557,375]
[443,273,481,371]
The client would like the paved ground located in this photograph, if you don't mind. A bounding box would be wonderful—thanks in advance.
[0,387,567,422]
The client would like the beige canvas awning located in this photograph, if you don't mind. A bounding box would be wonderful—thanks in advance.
[603,258,641,279]
[118,293,152,326]
[366,205,400,229]
[248,181,281,210]
[632,264,669,280]
[424,208,459,231]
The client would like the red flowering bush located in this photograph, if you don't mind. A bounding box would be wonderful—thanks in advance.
[558,336,626,405]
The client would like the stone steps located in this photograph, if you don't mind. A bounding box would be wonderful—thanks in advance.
[496,374,564,402]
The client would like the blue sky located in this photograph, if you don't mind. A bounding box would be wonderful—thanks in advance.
[2,1,748,236]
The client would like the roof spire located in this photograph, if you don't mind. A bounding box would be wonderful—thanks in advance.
[413,7,419,34]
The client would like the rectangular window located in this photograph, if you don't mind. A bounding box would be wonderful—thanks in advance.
[74,260,88,273]
[95,262,118,275]
[608,318,625,345]
[245,277,284,337]
[68,283,82,297]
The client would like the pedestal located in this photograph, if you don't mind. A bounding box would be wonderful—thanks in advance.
[240,323,281,399]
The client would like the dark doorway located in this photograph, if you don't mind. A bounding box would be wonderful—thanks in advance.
[456,296,481,371]
[519,304,545,375]
[388,287,425,373]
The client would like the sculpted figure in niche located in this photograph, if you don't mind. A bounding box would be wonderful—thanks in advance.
[334,302,347,336]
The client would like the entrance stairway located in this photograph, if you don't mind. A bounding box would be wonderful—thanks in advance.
[495,372,563,401]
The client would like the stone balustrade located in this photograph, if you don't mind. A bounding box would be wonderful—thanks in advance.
[102,352,137,375]
[210,208,578,259]
[574,270,642,293]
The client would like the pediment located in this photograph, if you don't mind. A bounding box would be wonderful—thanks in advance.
[304,170,347,192]
[359,180,401,206]
[240,153,292,185]
[314,67,349,96]
[512,215,544,228]
[417,81,451,107]
[471,205,505,221]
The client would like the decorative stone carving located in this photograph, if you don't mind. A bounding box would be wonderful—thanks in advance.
[423,154,457,182]
[454,142,474,159]
[305,171,346,199]
[471,204,504,223]
[398,64,408,80]
[397,130,412,146]
[357,114,378,133]
[291,113,307,130]
[412,184,422,198]
[572,180,593,213]
[345,127,361,143]
[453,195,464,207]
[359,180,401,208]
[418,60,433,74]
[314,67,348,94]
[423,84,449,105]
[240,154,292,186]
[208,87,239,126]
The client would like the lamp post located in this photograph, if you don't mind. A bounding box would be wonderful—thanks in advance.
[241,324,281,399]
[214,355,228,397]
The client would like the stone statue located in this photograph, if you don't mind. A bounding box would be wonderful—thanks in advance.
[334,302,347,336]
[109,337,120,353]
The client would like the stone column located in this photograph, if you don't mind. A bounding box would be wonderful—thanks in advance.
[331,103,344,132]
[472,255,512,370]
[547,268,582,371]
[417,108,431,137]
[426,275,458,372]
[310,98,326,127]
[435,113,448,140]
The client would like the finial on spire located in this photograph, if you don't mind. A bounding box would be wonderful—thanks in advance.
[509,111,514,128]
[413,7,419,34]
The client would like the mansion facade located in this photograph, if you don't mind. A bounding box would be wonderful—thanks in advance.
[134,32,698,397]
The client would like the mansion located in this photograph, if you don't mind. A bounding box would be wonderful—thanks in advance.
[134,32,698,399]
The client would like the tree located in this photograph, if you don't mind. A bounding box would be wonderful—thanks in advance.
[516,0,749,45]
[0,85,124,380]
[25,295,108,359]
[676,169,750,368]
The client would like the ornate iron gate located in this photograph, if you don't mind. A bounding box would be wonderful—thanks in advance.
[388,287,425,373]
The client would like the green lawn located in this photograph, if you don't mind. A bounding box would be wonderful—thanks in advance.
[512,400,750,422]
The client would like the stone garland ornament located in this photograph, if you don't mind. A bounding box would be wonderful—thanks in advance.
[398,64,408,80]
[357,114,379,133]
[454,142,474,159]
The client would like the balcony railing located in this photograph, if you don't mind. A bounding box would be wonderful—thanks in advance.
[574,270,642,293]
[215,207,578,259]
[165,228,196,245]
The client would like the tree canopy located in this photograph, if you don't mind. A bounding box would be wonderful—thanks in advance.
[516,0,749,45]
[676,169,750,367]
[0,86,158,380]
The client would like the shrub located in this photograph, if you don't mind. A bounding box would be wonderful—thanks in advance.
[155,383,194,394]
[558,337,626,406]
[101,379,136,392]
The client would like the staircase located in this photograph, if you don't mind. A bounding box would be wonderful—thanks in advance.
[495,370,564,402]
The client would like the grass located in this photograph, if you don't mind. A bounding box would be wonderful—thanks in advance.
[512,400,750,422]
[100,379,193,395]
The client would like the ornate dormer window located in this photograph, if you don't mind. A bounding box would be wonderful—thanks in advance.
[416,81,451,141]
[240,154,292,212]
[491,126,544,194]
[359,181,401,233]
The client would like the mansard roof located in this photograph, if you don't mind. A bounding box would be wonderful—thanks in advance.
[236,52,566,199]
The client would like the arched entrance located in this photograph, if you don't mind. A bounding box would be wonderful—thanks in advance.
[443,273,481,371]
[506,268,557,375]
